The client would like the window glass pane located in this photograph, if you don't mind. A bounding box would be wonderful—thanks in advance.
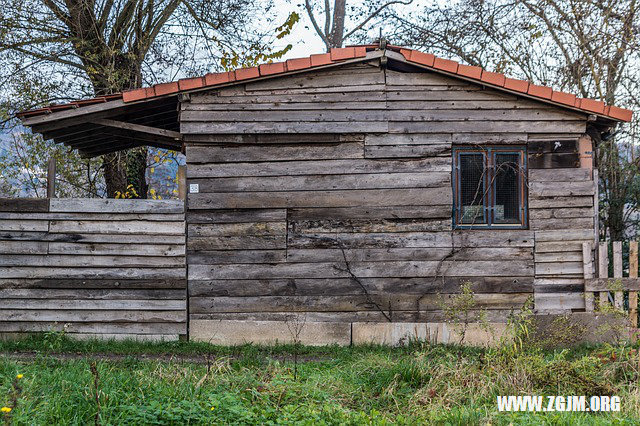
[494,153,521,224]
[459,153,485,224]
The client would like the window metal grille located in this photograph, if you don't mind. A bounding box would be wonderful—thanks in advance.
[459,153,486,224]
[453,147,527,228]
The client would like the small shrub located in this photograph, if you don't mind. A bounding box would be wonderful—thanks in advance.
[440,282,490,345]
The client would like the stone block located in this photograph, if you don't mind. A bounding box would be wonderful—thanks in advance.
[190,320,351,346]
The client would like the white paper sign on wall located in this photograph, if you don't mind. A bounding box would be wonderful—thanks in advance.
[189,183,199,194]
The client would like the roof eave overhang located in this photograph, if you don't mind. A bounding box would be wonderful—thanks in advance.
[382,50,624,126]
[20,50,385,131]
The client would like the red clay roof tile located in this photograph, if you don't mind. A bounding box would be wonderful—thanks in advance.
[503,78,529,93]
[330,47,356,61]
[259,62,286,75]
[606,105,633,122]
[527,84,553,99]
[399,49,413,61]
[288,57,312,70]
[17,45,633,122]
[551,90,576,106]
[178,77,205,91]
[154,82,179,96]
[234,66,260,80]
[457,64,482,79]
[433,57,458,73]
[310,53,331,67]
[576,98,605,114]
[49,104,75,111]
[204,71,232,86]
[144,87,156,98]
[480,71,506,87]
[19,108,50,117]
[407,50,435,67]
[74,98,105,106]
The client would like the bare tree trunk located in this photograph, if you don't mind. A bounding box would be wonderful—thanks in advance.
[127,147,149,198]
[305,0,409,52]
[329,0,346,49]
[102,152,128,198]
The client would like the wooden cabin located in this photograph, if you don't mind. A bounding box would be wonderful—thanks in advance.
[17,44,633,344]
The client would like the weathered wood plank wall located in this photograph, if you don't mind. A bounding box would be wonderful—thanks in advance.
[0,198,186,341]
[181,61,594,342]
[530,166,595,312]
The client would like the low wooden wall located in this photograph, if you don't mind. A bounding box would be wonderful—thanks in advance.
[0,198,187,341]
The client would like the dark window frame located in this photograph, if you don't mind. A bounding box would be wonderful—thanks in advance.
[452,146,528,229]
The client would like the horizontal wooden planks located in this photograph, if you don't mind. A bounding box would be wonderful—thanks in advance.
[189,260,534,280]
[186,157,451,178]
[189,276,534,297]
[189,293,531,314]
[0,198,187,339]
[186,142,365,163]
[188,172,450,193]
[189,188,452,209]
[50,198,184,213]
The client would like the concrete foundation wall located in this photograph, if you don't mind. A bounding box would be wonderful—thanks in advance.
[190,320,508,346]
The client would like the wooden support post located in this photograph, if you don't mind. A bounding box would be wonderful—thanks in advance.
[47,158,56,198]
[599,242,609,309]
[630,241,638,328]
[593,169,599,243]
[583,242,594,312]
[177,165,186,201]
[614,241,623,310]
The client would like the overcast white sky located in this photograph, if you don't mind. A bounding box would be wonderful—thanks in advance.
[267,0,399,60]
[272,1,327,58]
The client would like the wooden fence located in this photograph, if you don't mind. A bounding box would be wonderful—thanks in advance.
[0,198,187,341]
[583,241,639,327]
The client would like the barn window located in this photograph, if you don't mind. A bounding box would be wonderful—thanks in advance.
[453,147,527,228]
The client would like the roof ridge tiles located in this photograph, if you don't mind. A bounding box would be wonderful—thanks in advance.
[17,45,632,122]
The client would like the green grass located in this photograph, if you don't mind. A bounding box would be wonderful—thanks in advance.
[0,334,639,425]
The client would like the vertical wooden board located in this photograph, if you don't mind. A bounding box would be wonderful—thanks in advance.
[178,165,187,201]
[598,242,609,308]
[613,241,623,309]
[583,242,594,312]
[630,241,638,327]
[593,169,599,242]
[630,241,638,279]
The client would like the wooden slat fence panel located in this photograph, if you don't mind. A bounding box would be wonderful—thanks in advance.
[0,198,186,341]
[584,240,640,327]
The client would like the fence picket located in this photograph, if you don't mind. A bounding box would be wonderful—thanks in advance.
[583,242,594,312]
[598,242,609,309]
[613,241,623,310]
[630,241,638,328]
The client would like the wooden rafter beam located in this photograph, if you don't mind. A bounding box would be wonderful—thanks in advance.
[89,118,182,141]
